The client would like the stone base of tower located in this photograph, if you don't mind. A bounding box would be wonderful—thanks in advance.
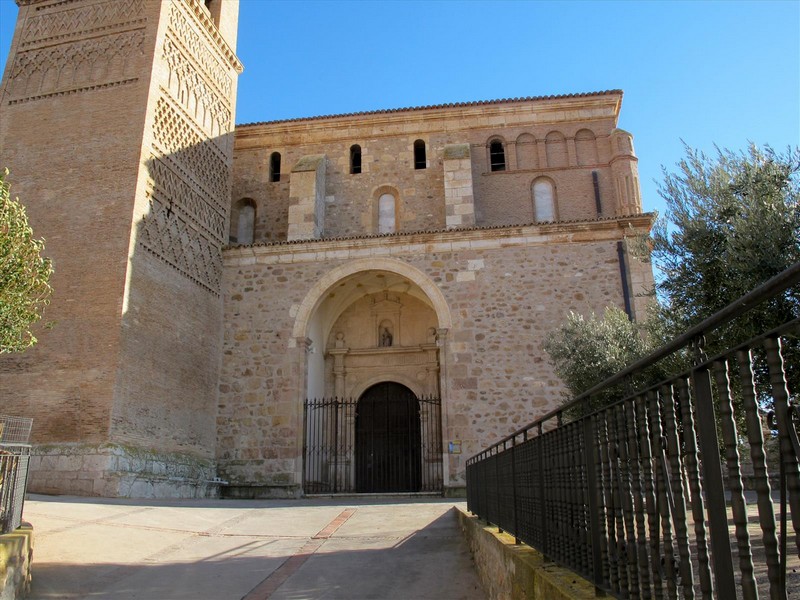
[220,483,302,500]
[26,444,221,499]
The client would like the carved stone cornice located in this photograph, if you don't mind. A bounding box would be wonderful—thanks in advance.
[184,0,243,74]
[224,214,656,266]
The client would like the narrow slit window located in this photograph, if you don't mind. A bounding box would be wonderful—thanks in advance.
[350,144,362,174]
[269,152,281,182]
[414,139,426,170]
[490,140,506,172]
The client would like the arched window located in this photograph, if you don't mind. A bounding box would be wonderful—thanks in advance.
[515,133,538,170]
[350,144,362,174]
[545,131,567,168]
[269,152,281,182]
[235,198,256,244]
[532,179,556,222]
[378,193,396,234]
[413,139,426,170]
[489,139,506,172]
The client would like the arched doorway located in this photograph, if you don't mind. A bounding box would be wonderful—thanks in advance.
[356,382,421,493]
[296,259,449,495]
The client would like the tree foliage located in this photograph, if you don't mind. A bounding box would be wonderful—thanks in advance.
[543,306,654,412]
[545,144,800,405]
[0,169,53,353]
[651,144,800,342]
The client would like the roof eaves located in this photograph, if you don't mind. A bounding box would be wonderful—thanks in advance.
[225,212,653,250]
[236,90,624,128]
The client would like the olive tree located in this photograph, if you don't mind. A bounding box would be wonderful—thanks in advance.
[545,144,800,403]
[0,169,53,353]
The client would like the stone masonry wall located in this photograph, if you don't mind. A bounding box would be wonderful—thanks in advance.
[218,216,653,492]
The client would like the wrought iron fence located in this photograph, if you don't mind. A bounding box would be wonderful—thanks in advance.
[303,394,443,494]
[0,415,33,534]
[467,262,800,599]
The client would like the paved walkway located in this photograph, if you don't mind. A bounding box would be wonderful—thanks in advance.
[23,494,486,600]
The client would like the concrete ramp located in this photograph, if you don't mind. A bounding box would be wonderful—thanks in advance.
[23,495,485,600]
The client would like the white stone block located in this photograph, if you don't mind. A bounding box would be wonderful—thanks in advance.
[456,271,476,282]
[454,204,474,216]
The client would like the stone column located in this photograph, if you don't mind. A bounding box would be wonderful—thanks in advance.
[330,348,347,398]
[506,140,517,170]
[566,136,578,167]
[537,138,549,168]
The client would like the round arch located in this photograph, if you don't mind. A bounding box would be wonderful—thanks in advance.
[351,373,425,401]
[292,257,453,340]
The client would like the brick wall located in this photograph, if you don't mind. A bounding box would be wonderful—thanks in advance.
[0,0,242,497]
[231,93,638,244]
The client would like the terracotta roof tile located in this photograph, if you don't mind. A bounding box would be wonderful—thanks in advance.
[226,212,653,250]
[237,90,623,128]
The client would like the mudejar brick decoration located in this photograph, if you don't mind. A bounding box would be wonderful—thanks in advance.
[0,0,653,499]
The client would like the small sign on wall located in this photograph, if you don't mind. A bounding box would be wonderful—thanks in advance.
[449,440,462,454]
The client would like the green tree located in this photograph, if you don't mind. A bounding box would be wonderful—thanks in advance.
[543,306,654,413]
[650,144,800,342]
[0,169,53,353]
[545,144,800,405]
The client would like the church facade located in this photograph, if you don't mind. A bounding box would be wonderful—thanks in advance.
[0,0,652,498]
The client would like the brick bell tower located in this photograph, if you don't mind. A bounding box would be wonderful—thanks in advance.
[0,0,242,497]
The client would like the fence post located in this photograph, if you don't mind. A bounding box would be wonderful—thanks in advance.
[692,343,736,599]
[302,399,308,494]
[583,415,604,589]
[333,398,339,494]
[512,435,519,544]
[496,444,503,534]
[538,422,548,557]
[481,450,488,522]
[765,336,800,557]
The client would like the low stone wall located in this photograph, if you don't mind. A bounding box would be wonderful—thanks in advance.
[0,522,32,600]
[456,508,596,600]
[221,483,301,499]
[28,444,220,498]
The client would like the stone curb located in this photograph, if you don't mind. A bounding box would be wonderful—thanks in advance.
[0,522,33,600]
[456,507,597,600]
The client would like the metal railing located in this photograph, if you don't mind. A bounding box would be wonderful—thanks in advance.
[303,395,443,494]
[467,262,800,599]
[0,415,33,534]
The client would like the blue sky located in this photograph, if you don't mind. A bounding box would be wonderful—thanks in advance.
[1,0,798,218]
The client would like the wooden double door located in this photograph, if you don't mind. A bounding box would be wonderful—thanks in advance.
[355,382,422,493]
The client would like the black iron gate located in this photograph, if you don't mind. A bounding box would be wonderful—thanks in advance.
[303,385,442,494]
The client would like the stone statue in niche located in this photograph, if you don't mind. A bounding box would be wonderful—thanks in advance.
[379,320,393,347]
[335,331,345,348]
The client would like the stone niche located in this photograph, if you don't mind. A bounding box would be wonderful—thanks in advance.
[326,291,440,399]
